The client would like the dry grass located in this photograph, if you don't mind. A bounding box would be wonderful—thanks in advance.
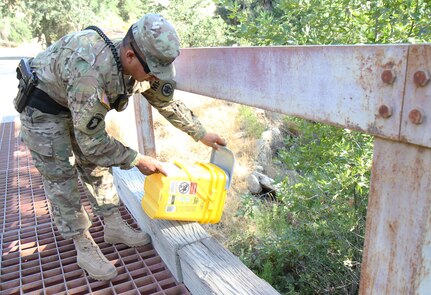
[105,90,267,246]
[107,90,260,244]
[152,91,260,242]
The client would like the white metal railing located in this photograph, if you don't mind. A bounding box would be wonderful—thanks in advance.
[130,45,431,294]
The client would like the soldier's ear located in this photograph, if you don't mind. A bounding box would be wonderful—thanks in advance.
[125,49,135,61]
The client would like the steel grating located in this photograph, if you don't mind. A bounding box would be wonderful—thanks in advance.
[0,120,190,295]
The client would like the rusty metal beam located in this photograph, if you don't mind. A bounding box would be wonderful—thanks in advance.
[400,45,431,148]
[174,45,431,148]
[171,45,431,294]
[133,93,156,157]
[360,138,431,294]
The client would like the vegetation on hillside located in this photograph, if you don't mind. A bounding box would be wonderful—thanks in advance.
[232,114,372,294]
[2,0,430,294]
[218,0,431,45]
[219,1,430,293]
[0,0,230,46]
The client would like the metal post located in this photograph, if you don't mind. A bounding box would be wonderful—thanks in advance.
[133,93,156,157]
[359,138,431,294]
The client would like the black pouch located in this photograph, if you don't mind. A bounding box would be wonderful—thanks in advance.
[14,58,38,113]
[111,94,129,112]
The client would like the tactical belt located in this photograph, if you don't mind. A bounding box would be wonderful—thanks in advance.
[27,88,70,115]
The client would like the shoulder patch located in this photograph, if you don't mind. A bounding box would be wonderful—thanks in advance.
[86,113,104,130]
[161,82,174,97]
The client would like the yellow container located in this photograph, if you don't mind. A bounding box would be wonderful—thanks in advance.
[142,147,234,224]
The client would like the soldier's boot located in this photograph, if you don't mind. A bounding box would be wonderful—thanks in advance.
[73,231,117,281]
[104,210,151,247]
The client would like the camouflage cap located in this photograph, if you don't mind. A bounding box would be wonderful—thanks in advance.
[132,14,180,80]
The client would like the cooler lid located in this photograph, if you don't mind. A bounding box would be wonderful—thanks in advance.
[210,146,235,189]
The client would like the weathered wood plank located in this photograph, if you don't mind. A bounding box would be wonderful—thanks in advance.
[113,167,279,293]
[178,237,280,295]
[359,138,431,294]
[113,167,209,282]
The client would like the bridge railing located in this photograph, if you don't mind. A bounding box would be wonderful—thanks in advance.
[122,44,431,294]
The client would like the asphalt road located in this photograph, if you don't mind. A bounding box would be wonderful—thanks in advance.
[0,45,40,122]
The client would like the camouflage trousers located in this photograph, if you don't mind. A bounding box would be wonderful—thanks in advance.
[20,106,119,239]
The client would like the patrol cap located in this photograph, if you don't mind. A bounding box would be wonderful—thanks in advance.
[131,14,180,80]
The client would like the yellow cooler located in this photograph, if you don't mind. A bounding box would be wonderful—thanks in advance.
[142,147,235,224]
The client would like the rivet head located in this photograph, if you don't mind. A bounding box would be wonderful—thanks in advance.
[413,70,430,87]
[378,104,392,119]
[408,109,424,125]
[381,69,396,84]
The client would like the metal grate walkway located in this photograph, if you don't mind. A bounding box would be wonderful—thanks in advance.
[0,120,189,295]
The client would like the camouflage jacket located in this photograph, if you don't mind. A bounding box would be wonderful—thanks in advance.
[30,30,206,169]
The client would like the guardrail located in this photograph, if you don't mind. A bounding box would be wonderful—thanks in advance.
[121,45,431,294]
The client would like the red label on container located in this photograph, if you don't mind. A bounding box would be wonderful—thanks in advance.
[190,182,197,195]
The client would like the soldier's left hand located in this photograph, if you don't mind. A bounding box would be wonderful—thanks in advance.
[200,133,226,150]
[135,155,168,176]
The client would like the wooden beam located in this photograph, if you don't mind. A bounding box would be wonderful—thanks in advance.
[113,167,208,282]
[113,167,279,293]
[179,237,279,294]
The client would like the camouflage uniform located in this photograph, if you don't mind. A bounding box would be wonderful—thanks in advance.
[20,22,206,239]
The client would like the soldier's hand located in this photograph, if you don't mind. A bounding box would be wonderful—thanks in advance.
[136,155,167,176]
[200,133,226,150]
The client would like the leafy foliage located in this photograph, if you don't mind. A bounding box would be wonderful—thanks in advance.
[0,14,32,45]
[27,0,96,45]
[214,1,430,293]
[155,0,231,47]
[236,105,266,138]
[231,118,373,294]
[217,0,431,45]
[3,1,429,294]
[2,0,229,47]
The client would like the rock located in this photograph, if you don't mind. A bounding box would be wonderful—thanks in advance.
[264,110,285,125]
[247,170,281,196]
[246,173,262,194]
[252,171,276,191]
[256,137,272,167]
[256,127,285,171]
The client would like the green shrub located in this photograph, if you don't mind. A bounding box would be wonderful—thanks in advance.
[231,117,373,294]
[0,16,31,44]
[236,105,266,138]
[9,17,32,43]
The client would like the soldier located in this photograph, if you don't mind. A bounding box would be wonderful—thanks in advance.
[17,14,225,281]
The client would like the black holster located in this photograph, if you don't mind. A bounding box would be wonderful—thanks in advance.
[14,58,70,115]
[14,58,38,113]
[28,88,70,115]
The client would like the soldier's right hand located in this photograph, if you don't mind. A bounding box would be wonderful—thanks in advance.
[136,155,167,176]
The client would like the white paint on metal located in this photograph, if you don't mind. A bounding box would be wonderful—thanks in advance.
[128,45,431,292]
[417,221,431,294]
[133,93,156,157]
[174,45,409,141]
[360,138,431,294]
[400,45,431,148]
